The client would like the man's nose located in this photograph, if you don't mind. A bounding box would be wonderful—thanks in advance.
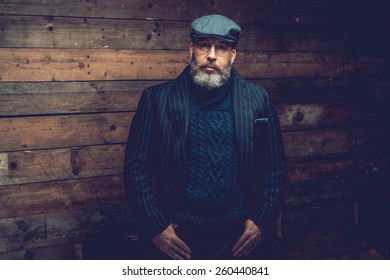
[207,46,217,60]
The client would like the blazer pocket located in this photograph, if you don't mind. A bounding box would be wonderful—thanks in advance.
[253,118,270,161]
[254,118,269,137]
[254,117,269,123]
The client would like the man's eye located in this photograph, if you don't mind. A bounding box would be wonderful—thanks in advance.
[216,44,227,51]
[199,42,211,48]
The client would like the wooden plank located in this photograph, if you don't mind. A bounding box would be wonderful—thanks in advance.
[0,171,371,220]
[282,201,354,239]
[0,158,386,222]
[0,144,125,186]
[257,78,390,105]
[0,15,349,52]
[0,143,387,187]
[277,102,383,131]
[0,109,383,153]
[284,178,355,208]
[0,0,361,27]
[0,48,189,82]
[0,159,385,217]
[0,112,133,151]
[0,48,382,82]
[0,107,384,152]
[283,126,383,157]
[0,206,135,253]
[0,175,126,219]
[287,153,387,183]
[0,80,158,116]
[278,229,370,259]
[0,235,141,260]
[1,78,388,116]
[0,243,76,260]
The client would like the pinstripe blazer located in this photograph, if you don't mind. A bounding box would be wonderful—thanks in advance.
[124,66,286,237]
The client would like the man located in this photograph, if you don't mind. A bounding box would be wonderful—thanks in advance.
[124,14,286,260]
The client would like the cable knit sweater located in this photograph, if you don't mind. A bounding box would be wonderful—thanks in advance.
[173,73,245,226]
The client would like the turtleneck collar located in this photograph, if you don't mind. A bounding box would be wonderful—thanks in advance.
[185,67,235,111]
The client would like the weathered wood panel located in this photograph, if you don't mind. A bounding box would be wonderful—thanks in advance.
[282,201,355,239]
[277,103,383,131]
[0,206,135,253]
[0,0,371,27]
[0,170,382,221]
[1,144,387,187]
[0,81,153,116]
[284,178,355,208]
[0,48,382,82]
[0,111,384,153]
[1,79,387,117]
[0,15,349,52]
[278,229,369,259]
[0,175,126,219]
[0,145,125,186]
[0,243,77,260]
[0,113,133,151]
[257,78,390,105]
[0,114,383,157]
[287,153,387,184]
[283,126,383,157]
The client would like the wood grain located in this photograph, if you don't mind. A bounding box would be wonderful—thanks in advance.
[0,206,134,253]
[1,143,387,187]
[0,0,362,26]
[0,145,125,186]
[1,79,387,116]
[0,48,382,82]
[0,175,126,219]
[0,15,349,52]
[0,112,133,151]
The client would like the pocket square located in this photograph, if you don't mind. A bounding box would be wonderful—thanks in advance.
[255,118,269,123]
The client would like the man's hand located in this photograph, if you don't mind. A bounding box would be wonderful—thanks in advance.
[232,219,263,257]
[152,224,192,260]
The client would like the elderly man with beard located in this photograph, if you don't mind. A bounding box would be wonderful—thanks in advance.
[124,14,286,260]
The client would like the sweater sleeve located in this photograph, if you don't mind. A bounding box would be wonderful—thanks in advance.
[123,89,170,238]
[250,89,287,230]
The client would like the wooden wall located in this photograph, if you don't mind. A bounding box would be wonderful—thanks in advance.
[0,0,389,259]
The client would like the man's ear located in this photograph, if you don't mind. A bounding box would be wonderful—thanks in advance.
[190,42,194,57]
[230,48,237,65]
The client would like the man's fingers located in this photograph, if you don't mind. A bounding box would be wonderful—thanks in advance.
[232,231,249,252]
[244,242,256,256]
[233,240,257,257]
[171,242,191,259]
[156,239,190,259]
[167,248,186,260]
[233,219,264,257]
[173,237,192,254]
[153,224,192,259]
[233,241,250,257]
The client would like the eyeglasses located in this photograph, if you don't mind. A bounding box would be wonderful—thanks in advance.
[194,41,232,56]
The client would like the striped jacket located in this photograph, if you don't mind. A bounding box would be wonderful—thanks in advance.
[124,67,287,237]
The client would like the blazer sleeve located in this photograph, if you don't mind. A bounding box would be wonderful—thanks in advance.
[123,88,170,238]
[250,89,287,230]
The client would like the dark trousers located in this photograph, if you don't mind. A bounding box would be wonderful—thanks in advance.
[140,222,277,260]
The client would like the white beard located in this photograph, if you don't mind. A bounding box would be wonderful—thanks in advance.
[189,58,232,90]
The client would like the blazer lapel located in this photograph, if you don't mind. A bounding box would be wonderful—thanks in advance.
[167,71,190,179]
[233,73,254,180]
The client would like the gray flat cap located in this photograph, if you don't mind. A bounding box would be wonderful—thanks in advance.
[191,14,241,45]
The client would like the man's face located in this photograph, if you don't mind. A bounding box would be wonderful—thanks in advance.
[189,37,237,89]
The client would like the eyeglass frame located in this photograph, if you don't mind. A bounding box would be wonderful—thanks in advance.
[192,39,235,56]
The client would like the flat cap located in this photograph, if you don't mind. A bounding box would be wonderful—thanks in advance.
[191,14,241,45]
